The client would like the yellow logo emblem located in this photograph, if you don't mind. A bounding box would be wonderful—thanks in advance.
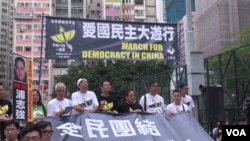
[51,25,75,52]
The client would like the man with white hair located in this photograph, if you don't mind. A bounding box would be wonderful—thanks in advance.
[47,82,72,116]
[71,78,99,114]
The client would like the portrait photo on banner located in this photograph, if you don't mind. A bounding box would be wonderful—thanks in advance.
[13,54,27,83]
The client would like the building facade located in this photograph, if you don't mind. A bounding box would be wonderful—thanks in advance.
[13,0,54,100]
[0,0,14,97]
[194,0,250,58]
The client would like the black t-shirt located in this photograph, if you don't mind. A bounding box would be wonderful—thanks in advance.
[0,98,13,140]
[97,95,118,112]
[117,101,143,113]
[0,98,12,117]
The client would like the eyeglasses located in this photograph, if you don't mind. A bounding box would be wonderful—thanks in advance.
[42,130,54,135]
[22,137,40,141]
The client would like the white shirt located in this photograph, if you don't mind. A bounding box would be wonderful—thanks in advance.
[47,98,72,116]
[181,94,195,109]
[71,90,99,114]
[139,93,165,113]
[165,103,190,115]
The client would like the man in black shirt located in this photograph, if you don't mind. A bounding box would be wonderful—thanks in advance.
[97,80,118,114]
[0,83,13,140]
[117,88,143,113]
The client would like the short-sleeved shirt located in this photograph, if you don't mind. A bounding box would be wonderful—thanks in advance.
[165,103,190,115]
[97,95,118,112]
[0,98,12,117]
[181,94,195,109]
[71,90,99,114]
[33,105,46,118]
[0,98,12,140]
[117,102,143,113]
[139,93,165,113]
[47,98,72,116]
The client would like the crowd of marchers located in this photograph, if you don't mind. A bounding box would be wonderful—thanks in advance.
[0,79,196,141]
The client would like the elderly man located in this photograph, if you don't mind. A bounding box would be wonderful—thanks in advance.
[71,78,99,114]
[47,82,72,117]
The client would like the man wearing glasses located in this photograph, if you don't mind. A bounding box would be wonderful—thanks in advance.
[36,121,53,141]
[139,81,165,113]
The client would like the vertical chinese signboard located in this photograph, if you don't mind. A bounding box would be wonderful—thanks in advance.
[13,54,33,122]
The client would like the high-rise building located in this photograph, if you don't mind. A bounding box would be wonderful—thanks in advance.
[13,0,54,100]
[53,0,88,84]
[194,0,250,57]
[55,0,87,18]
[165,0,195,23]
[0,0,14,97]
[87,0,103,19]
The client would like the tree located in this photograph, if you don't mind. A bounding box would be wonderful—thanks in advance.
[55,60,171,102]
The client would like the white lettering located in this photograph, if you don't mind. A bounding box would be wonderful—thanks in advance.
[226,129,246,136]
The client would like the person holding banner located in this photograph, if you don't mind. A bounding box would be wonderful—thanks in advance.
[139,81,165,113]
[97,80,118,114]
[47,82,72,117]
[14,57,27,83]
[117,88,143,113]
[165,89,192,115]
[71,78,99,114]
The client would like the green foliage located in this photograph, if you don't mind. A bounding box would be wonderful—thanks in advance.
[223,24,250,51]
[56,60,170,101]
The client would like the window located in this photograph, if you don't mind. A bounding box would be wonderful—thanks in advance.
[26,24,32,29]
[34,35,41,41]
[25,35,32,40]
[16,46,23,51]
[43,3,50,8]
[17,2,24,7]
[32,80,39,85]
[16,35,23,40]
[33,46,41,51]
[24,46,31,51]
[25,3,32,7]
[135,0,143,5]
[34,3,41,8]
[34,24,41,30]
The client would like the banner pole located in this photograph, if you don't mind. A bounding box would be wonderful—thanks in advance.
[38,13,44,98]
